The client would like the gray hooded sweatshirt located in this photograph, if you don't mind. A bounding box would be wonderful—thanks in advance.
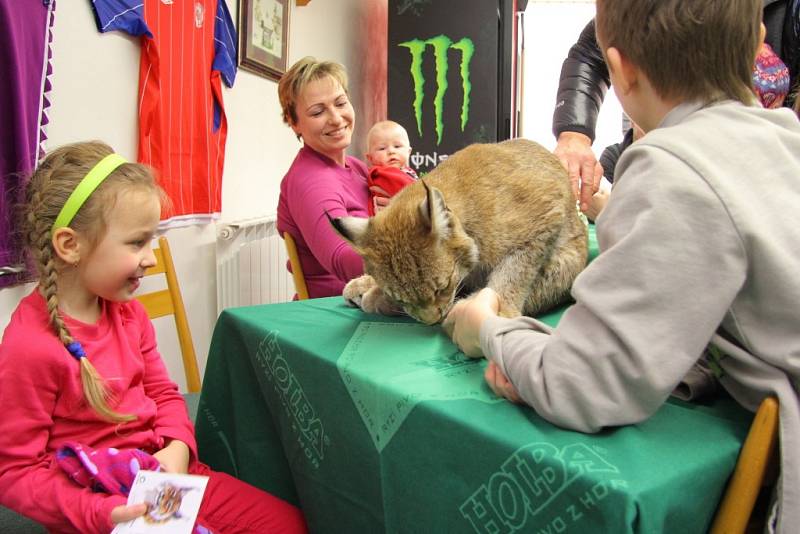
[481,101,800,533]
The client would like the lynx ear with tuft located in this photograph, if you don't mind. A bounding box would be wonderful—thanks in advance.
[328,212,370,248]
[418,180,451,238]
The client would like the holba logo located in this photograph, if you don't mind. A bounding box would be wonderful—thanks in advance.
[398,35,475,145]
[256,332,328,468]
[459,442,624,533]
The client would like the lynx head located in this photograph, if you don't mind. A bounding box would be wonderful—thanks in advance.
[332,181,478,325]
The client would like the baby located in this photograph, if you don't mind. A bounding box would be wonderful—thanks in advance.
[364,120,418,215]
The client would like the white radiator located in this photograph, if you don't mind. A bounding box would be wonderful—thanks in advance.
[215,216,295,314]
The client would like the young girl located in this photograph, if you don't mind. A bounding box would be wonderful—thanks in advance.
[0,141,307,533]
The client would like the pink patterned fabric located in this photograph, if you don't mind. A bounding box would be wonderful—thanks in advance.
[56,442,160,496]
[753,43,790,108]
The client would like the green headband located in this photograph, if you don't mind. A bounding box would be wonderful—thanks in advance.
[51,153,127,232]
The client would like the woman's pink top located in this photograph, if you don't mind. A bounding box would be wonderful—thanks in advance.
[277,145,370,298]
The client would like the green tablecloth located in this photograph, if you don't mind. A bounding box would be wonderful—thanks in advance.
[196,294,750,533]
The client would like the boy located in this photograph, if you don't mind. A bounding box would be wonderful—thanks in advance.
[364,120,418,215]
[443,1,800,532]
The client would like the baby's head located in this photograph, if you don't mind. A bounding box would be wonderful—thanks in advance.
[365,120,412,169]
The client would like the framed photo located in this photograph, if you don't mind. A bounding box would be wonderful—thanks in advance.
[238,0,290,81]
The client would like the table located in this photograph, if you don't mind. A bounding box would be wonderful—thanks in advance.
[195,228,751,533]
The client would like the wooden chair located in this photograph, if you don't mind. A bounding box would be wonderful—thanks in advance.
[711,396,779,534]
[136,236,202,394]
[283,232,310,300]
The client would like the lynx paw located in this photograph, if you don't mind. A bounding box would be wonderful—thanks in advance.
[343,275,404,316]
[343,275,378,308]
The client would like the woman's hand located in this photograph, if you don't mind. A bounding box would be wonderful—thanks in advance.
[442,288,500,358]
[485,361,522,403]
[111,503,147,524]
[152,439,190,474]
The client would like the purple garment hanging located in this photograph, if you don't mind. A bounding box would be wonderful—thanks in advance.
[0,0,56,287]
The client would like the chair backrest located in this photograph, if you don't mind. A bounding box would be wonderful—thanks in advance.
[711,396,779,533]
[283,232,310,300]
[135,236,202,393]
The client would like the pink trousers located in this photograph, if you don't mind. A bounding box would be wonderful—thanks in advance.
[192,463,307,534]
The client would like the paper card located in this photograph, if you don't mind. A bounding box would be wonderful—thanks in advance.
[111,470,209,534]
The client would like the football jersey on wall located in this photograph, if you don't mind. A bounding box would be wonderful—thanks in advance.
[93,0,237,226]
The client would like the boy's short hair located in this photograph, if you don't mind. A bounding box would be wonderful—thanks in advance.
[596,0,761,105]
[278,56,349,126]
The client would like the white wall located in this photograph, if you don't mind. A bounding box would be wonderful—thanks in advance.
[223,1,370,222]
[0,1,615,393]
[521,1,624,156]
[0,1,368,392]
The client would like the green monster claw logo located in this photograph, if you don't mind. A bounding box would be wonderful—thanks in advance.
[399,35,475,145]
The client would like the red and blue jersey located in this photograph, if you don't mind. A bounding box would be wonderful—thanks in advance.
[92,0,237,226]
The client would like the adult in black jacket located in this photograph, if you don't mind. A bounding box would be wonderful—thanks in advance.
[553,1,800,211]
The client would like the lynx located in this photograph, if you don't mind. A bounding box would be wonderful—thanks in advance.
[331,138,588,325]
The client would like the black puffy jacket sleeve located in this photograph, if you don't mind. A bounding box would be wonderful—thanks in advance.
[552,19,610,142]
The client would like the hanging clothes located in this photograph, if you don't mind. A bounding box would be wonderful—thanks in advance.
[92,0,238,227]
[0,0,56,287]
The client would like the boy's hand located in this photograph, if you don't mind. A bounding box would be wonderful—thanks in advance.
[153,439,189,474]
[442,288,500,358]
[553,131,603,213]
[585,189,610,222]
[111,503,147,524]
[485,361,522,403]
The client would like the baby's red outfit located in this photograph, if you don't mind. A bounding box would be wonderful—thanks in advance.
[367,165,419,216]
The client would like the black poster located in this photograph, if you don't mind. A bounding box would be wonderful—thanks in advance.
[388,0,512,175]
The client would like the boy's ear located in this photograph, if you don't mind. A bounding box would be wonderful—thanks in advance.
[605,46,637,95]
[51,227,82,265]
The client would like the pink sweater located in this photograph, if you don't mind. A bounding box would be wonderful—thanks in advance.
[0,290,196,533]
[277,145,370,298]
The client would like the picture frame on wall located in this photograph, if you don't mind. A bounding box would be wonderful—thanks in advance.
[238,0,289,81]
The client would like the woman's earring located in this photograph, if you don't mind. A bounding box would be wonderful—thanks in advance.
[73,260,79,268]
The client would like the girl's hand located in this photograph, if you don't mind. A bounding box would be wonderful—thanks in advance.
[152,439,189,474]
[111,503,147,524]
[485,361,522,403]
[442,288,500,358]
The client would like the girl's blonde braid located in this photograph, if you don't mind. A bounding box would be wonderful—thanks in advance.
[26,164,134,423]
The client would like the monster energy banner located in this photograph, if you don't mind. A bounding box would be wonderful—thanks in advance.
[388,0,516,175]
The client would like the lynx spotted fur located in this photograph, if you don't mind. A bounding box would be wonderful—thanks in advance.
[331,138,588,325]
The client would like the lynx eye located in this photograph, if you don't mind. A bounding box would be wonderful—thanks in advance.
[435,280,453,297]
[385,291,406,306]
[439,266,459,292]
